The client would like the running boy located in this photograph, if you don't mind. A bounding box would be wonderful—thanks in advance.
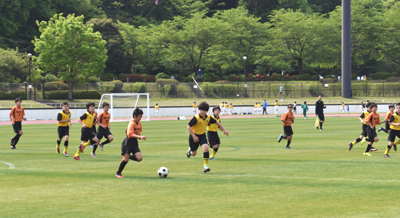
[56,102,71,156]
[278,104,295,149]
[293,101,297,114]
[186,101,229,173]
[274,100,279,114]
[384,103,400,158]
[73,102,100,160]
[193,101,197,115]
[115,108,146,178]
[91,102,114,157]
[208,106,223,160]
[363,103,384,156]
[378,104,394,135]
[301,101,308,119]
[349,102,372,151]
[155,103,159,117]
[9,98,26,149]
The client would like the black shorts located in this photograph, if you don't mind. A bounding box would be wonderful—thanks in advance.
[293,107,297,111]
[58,126,70,139]
[361,124,368,137]
[13,122,22,133]
[284,126,293,136]
[317,113,324,121]
[97,127,112,140]
[388,129,400,142]
[207,131,220,147]
[367,126,377,140]
[386,121,390,132]
[81,128,96,141]
[189,134,208,152]
[121,137,140,155]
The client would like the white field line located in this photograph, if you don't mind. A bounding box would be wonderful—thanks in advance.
[0,161,15,169]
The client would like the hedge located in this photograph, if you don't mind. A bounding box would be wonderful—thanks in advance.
[45,91,101,99]
[0,91,27,100]
[155,79,179,83]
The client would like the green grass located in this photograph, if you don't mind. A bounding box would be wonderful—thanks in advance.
[1,116,400,217]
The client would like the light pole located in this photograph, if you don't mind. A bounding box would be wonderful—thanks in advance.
[28,53,32,100]
[243,55,247,97]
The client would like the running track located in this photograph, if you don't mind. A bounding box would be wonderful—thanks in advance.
[0,113,360,125]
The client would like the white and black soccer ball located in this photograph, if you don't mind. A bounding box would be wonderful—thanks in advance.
[158,167,169,178]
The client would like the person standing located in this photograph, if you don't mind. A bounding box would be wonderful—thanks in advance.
[293,101,297,114]
[262,100,268,115]
[197,69,203,81]
[315,94,326,131]
[361,101,366,112]
[279,84,283,101]
[301,101,308,119]
[268,67,272,76]
[274,100,279,114]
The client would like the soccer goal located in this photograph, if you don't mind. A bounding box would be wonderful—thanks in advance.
[98,93,150,122]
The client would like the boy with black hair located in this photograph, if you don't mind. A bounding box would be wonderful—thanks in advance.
[293,101,297,114]
[91,102,114,157]
[192,101,197,115]
[208,106,223,160]
[384,103,400,158]
[155,103,159,117]
[116,108,146,178]
[228,103,233,115]
[73,102,100,161]
[315,94,326,131]
[274,100,279,114]
[254,102,258,114]
[278,104,295,149]
[363,103,384,156]
[220,102,224,115]
[9,98,26,149]
[378,104,394,135]
[56,102,71,156]
[349,102,372,151]
[186,101,229,173]
[224,102,229,115]
[301,101,308,119]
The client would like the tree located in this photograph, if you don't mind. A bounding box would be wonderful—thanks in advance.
[0,48,31,82]
[34,13,107,100]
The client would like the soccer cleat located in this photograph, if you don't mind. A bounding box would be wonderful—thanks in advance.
[73,155,81,161]
[278,134,283,143]
[63,152,68,157]
[370,147,377,152]
[285,146,291,149]
[115,173,124,178]
[394,144,397,151]
[100,143,104,151]
[10,138,13,146]
[186,147,191,158]
[320,129,323,131]
[383,154,390,158]
[56,147,60,154]
[378,127,384,132]
[80,143,85,153]
[363,152,372,156]
[209,157,216,160]
[348,143,353,151]
[316,126,319,130]
[11,146,16,150]
[203,166,210,173]
[360,138,367,146]
[90,152,96,158]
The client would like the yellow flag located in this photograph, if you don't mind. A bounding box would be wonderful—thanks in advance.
[315,117,320,128]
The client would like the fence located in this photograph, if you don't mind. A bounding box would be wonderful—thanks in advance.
[0,81,399,101]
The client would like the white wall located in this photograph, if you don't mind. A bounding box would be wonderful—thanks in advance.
[0,104,393,121]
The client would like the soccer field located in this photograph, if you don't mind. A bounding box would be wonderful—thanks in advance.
[1,116,400,217]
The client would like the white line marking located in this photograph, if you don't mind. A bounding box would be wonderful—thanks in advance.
[0,161,15,169]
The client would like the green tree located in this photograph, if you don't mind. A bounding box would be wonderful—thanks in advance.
[34,13,107,100]
[0,48,31,82]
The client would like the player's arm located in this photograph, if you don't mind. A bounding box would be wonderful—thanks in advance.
[366,114,374,129]
[388,116,400,126]
[359,113,365,124]
[22,109,26,121]
[97,114,106,129]
[79,114,87,128]
[57,113,70,123]
[187,117,199,142]
[281,114,292,124]
[214,120,228,136]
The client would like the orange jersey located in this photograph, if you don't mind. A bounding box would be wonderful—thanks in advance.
[385,111,394,121]
[365,112,380,127]
[281,111,294,126]
[9,106,25,122]
[98,111,111,127]
[93,111,98,125]
[126,120,142,138]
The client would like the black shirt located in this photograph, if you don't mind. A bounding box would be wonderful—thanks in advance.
[315,100,325,114]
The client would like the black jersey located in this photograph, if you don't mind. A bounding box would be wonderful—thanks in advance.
[315,100,325,114]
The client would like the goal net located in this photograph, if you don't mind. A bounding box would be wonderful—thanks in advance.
[97,93,150,122]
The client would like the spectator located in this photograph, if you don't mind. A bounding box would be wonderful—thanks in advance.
[357,76,360,80]
[364,75,367,80]
[338,76,341,80]
[197,69,203,81]
[268,67,272,76]
[263,100,268,115]
[361,75,364,80]
[171,75,175,80]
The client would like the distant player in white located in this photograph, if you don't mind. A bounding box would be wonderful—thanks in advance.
[192,102,197,115]
[274,100,279,114]
[254,102,258,114]
[220,102,224,115]
[224,102,228,115]
[155,103,159,117]
[229,103,233,115]
[258,102,262,114]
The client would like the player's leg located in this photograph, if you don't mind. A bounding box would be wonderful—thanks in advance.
[187,135,199,157]
[92,131,102,156]
[318,114,324,130]
[384,130,396,157]
[129,142,142,162]
[63,135,69,157]
[201,143,210,172]
[74,140,87,160]
[286,135,292,149]
[116,153,130,178]
[12,122,23,148]
[210,144,219,160]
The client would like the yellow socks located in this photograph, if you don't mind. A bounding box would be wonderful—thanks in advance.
[204,158,209,167]
[352,140,357,145]
[385,146,391,155]
[64,146,68,153]
[394,140,400,145]
[211,150,217,158]
[83,141,91,147]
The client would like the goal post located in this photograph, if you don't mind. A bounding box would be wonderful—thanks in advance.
[98,93,150,122]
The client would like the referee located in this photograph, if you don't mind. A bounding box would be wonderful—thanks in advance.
[315,94,326,131]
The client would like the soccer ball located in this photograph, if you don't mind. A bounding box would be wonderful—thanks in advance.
[158,167,169,178]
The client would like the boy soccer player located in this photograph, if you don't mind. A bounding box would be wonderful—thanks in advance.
[9,98,26,149]
[301,101,308,119]
[208,106,223,160]
[254,102,258,114]
[73,102,100,161]
[220,102,224,115]
[224,102,228,115]
[378,104,394,135]
[363,103,384,156]
[349,102,372,151]
[56,102,71,156]
[274,100,279,114]
[384,103,400,158]
[258,102,262,114]
[193,101,197,115]
[341,102,345,113]
[293,101,297,114]
[278,104,295,149]
[115,108,146,178]
[186,101,229,172]
[155,103,159,117]
[91,102,114,157]
[315,94,326,131]
[228,103,233,115]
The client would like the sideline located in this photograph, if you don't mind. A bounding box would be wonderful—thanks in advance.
[0,161,15,169]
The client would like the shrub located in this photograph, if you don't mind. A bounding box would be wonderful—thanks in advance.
[45,81,68,91]
[98,83,115,93]
[319,78,338,83]
[0,91,27,100]
[87,76,100,83]
[100,73,116,81]
[45,91,101,99]
[297,74,311,81]
[227,74,241,82]
[213,80,233,84]
[155,79,179,83]
[156,72,170,80]
[387,77,400,82]
[119,74,156,82]
[109,80,124,93]
[270,74,283,81]
[369,72,391,80]
[44,74,59,82]
[157,84,171,97]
